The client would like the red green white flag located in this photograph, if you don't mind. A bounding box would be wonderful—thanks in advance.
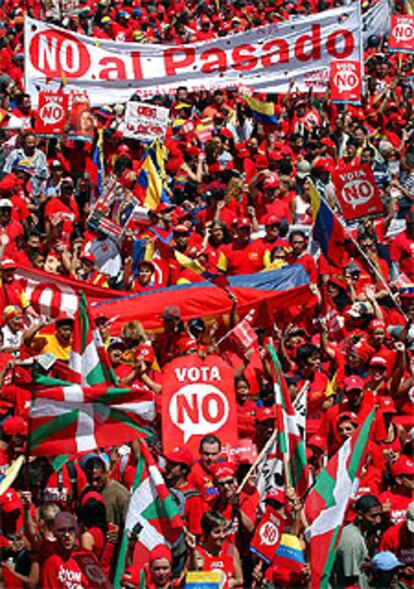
[268,343,309,498]
[304,410,376,589]
[114,440,184,588]
[68,292,117,386]
[28,385,154,456]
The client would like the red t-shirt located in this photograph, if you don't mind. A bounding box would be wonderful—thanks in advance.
[379,491,413,526]
[188,461,218,504]
[40,551,90,588]
[221,240,263,275]
[390,231,414,280]
[380,521,414,567]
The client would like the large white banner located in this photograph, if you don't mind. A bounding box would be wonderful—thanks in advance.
[25,5,362,107]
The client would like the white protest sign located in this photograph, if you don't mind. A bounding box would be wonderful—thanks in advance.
[124,101,169,142]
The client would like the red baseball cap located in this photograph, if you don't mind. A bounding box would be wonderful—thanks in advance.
[308,434,326,452]
[263,178,278,189]
[379,396,397,414]
[176,336,197,354]
[337,411,359,426]
[390,456,414,477]
[0,259,17,270]
[370,356,387,368]
[136,344,155,363]
[2,415,28,436]
[236,216,252,229]
[368,319,385,331]
[344,375,364,392]
[264,488,285,505]
[261,213,281,226]
[165,447,194,468]
[0,488,23,513]
[211,462,236,480]
[173,224,190,234]
[255,406,276,422]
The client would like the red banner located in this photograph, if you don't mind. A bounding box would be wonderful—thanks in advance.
[389,14,414,52]
[332,164,384,223]
[329,61,362,104]
[250,506,285,564]
[162,355,237,455]
[34,91,68,136]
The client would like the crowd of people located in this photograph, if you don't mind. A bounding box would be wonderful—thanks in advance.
[0,0,413,586]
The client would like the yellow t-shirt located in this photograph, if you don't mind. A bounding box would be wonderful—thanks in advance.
[33,333,72,361]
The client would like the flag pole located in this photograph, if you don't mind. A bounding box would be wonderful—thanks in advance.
[315,186,409,321]
[236,427,278,495]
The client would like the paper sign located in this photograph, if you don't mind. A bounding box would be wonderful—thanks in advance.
[250,506,285,564]
[330,60,362,104]
[88,178,138,241]
[124,101,169,142]
[389,14,414,53]
[67,92,95,143]
[332,164,384,223]
[73,552,112,588]
[34,91,68,135]
[162,355,237,455]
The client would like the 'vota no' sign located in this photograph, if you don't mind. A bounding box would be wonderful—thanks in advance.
[25,5,363,106]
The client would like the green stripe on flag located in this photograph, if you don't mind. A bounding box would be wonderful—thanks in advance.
[114,447,146,588]
[348,410,375,480]
[312,469,337,508]
[29,410,79,450]
[320,525,342,589]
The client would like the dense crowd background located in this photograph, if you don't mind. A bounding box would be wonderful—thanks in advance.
[0,0,413,587]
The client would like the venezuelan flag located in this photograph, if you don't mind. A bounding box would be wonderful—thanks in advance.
[274,533,306,572]
[136,139,171,210]
[89,129,104,196]
[175,251,229,288]
[243,95,279,126]
[309,182,347,268]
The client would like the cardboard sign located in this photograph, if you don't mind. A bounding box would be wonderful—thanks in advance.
[124,101,169,142]
[162,355,237,455]
[330,60,362,104]
[250,506,285,564]
[67,92,95,143]
[34,91,68,135]
[73,551,113,588]
[88,178,138,240]
[389,14,414,53]
[332,164,384,223]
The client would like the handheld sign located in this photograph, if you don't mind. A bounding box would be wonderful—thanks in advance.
[250,506,285,564]
[34,91,68,136]
[330,61,362,104]
[162,355,237,455]
[332,164,384,223]
[389,14,414,53]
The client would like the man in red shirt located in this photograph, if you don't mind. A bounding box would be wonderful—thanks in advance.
[40,512,90,588]
[380,457,414,526]
[188,434,221,504]
[0,198,24,260]
[390,210,414,282]
[287,230,318,283]
[379,503,414,584]
[164,446,206,537]
[220,217,263,275]
[210,461,256,546]
[44,177,80,239]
